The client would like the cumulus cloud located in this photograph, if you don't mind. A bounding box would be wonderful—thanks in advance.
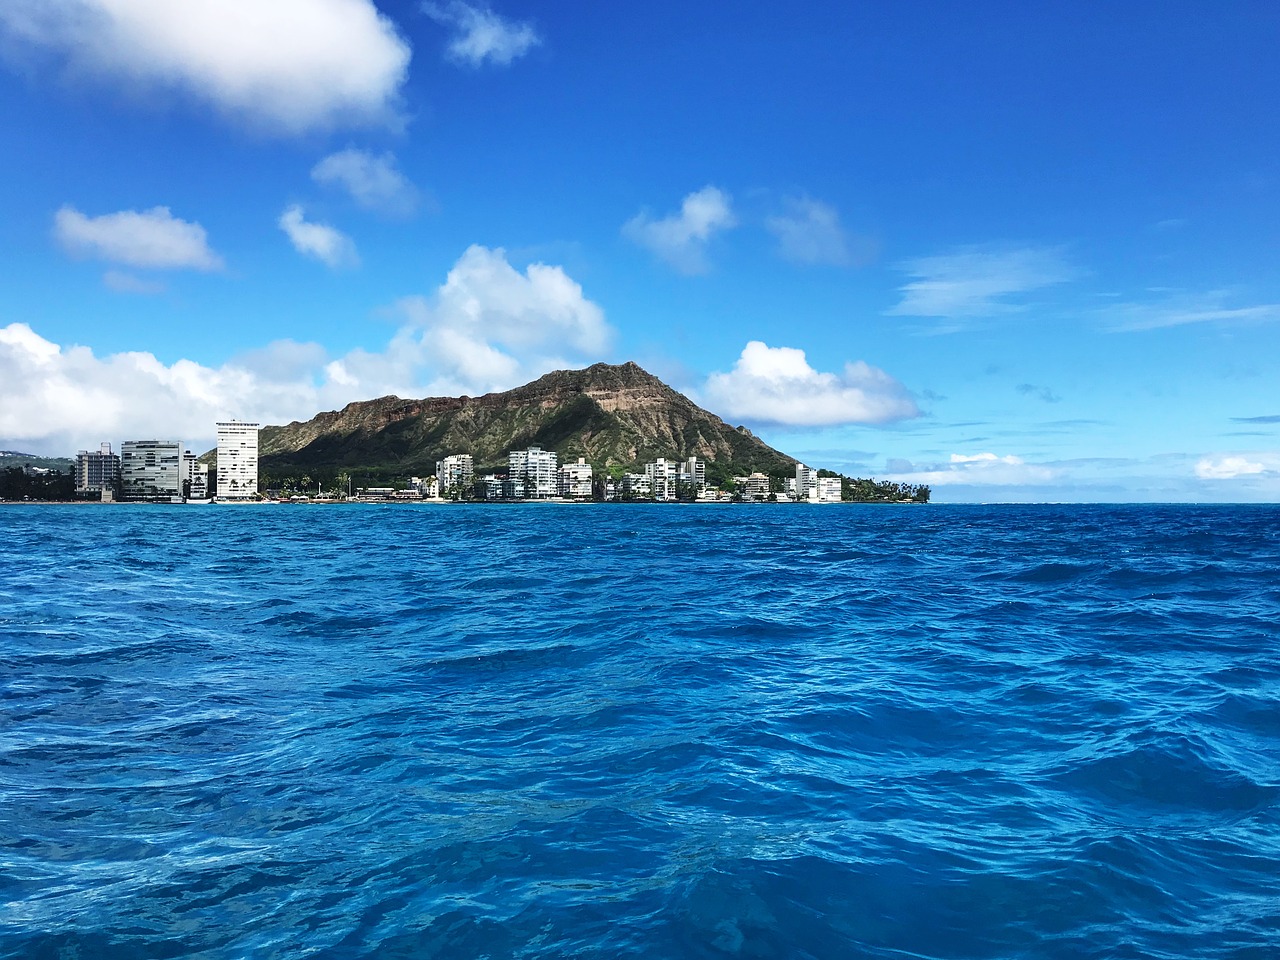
[0,246,612,454]
[423,1,540,67]
[0,323,322,455]
[54,205,223,271]
[311,148,419,216]
[623,186,737,275]
[882,452,1058,487]
[765,196,855,267]
[0,0,410,134]
[278,205,359,268]
[1194,455,1274,480]
[703,341,919,427]
[391,243,611,394]
[889,246,1075,319]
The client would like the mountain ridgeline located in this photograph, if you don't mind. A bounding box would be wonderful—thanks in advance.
[259,362,796,480]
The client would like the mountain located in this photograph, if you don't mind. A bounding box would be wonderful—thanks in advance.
[258,362,796,478]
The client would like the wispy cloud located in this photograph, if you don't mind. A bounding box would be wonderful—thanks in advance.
[1016,383,1061,404]
[311,149,419,216]
[623,185,737,275]
[278,205,359,269]
[882,451,1058,487]
[702,340,919,427]
[765,196,862,267]
[54,205,223,271]
[1101,291,1280,332]
[0,0,410,134]
[888,245,1075,320]
[423,1,540,67]
[103,270,166,295]
[1231,414,1280,424]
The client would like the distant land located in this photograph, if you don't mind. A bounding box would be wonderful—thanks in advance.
[257,361,796,485]
[0,451,74,471]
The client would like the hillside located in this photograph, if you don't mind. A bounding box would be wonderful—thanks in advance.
[258,362,796,477]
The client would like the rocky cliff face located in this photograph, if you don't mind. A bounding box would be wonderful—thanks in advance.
[258,362,795,475]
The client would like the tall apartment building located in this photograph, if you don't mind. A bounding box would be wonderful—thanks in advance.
[559,457,593,499]
[646,458,678,501]
[183,451,208,500]
[75,442,120,497]
[796,464,819,501]
[120,440,182,501]
[680,456,706,495]
[436,453,475,495]
[508,446,558,499]
[216,420,259,501]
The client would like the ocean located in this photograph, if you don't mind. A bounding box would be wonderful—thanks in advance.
[2,503,1278,959]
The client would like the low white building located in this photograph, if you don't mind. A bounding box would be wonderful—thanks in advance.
[743,472,771,501]
[409,476,440,499]
[620,473,651,499]
[559,457,593,499]
[121,440,182,501]
[816,476,843,503]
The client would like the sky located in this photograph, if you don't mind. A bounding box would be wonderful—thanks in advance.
[1,1,1278,501]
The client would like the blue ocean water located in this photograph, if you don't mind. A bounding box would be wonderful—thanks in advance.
[2,502,1279,959]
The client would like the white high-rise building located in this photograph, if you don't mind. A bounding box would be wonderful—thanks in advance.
[183,451,208,500]
[216,421,259,501]
[436,453,474,495]
[121,440,182,501]
[559,457,593,499]
[75,442,119,497]
[796,464,819,501]
[508,446,558,499]
[680,456,706,496]
[646,458,678,501]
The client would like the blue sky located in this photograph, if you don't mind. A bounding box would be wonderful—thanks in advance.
[1,1,1278,501]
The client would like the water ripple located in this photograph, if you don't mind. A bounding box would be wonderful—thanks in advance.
[2,503,1279,959]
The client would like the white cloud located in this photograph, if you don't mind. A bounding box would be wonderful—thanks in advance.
[311,148,419,216]
[392,243,611,394]
[703,341,919,427]
[889,246,1074,319]
[1195,454,1275,480]
[1102,292,1280,332]
[423,1,540,67]
[102,270,165,295]
[278,205,359,269]
[54,205,223,271]
[0,0,410,134]
[765,196,852,267]
[623,186,737,275]
[0,246,613,454]
[882,452,1058,487]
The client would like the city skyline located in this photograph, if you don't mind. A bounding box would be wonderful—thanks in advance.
[1,3,1278,501]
